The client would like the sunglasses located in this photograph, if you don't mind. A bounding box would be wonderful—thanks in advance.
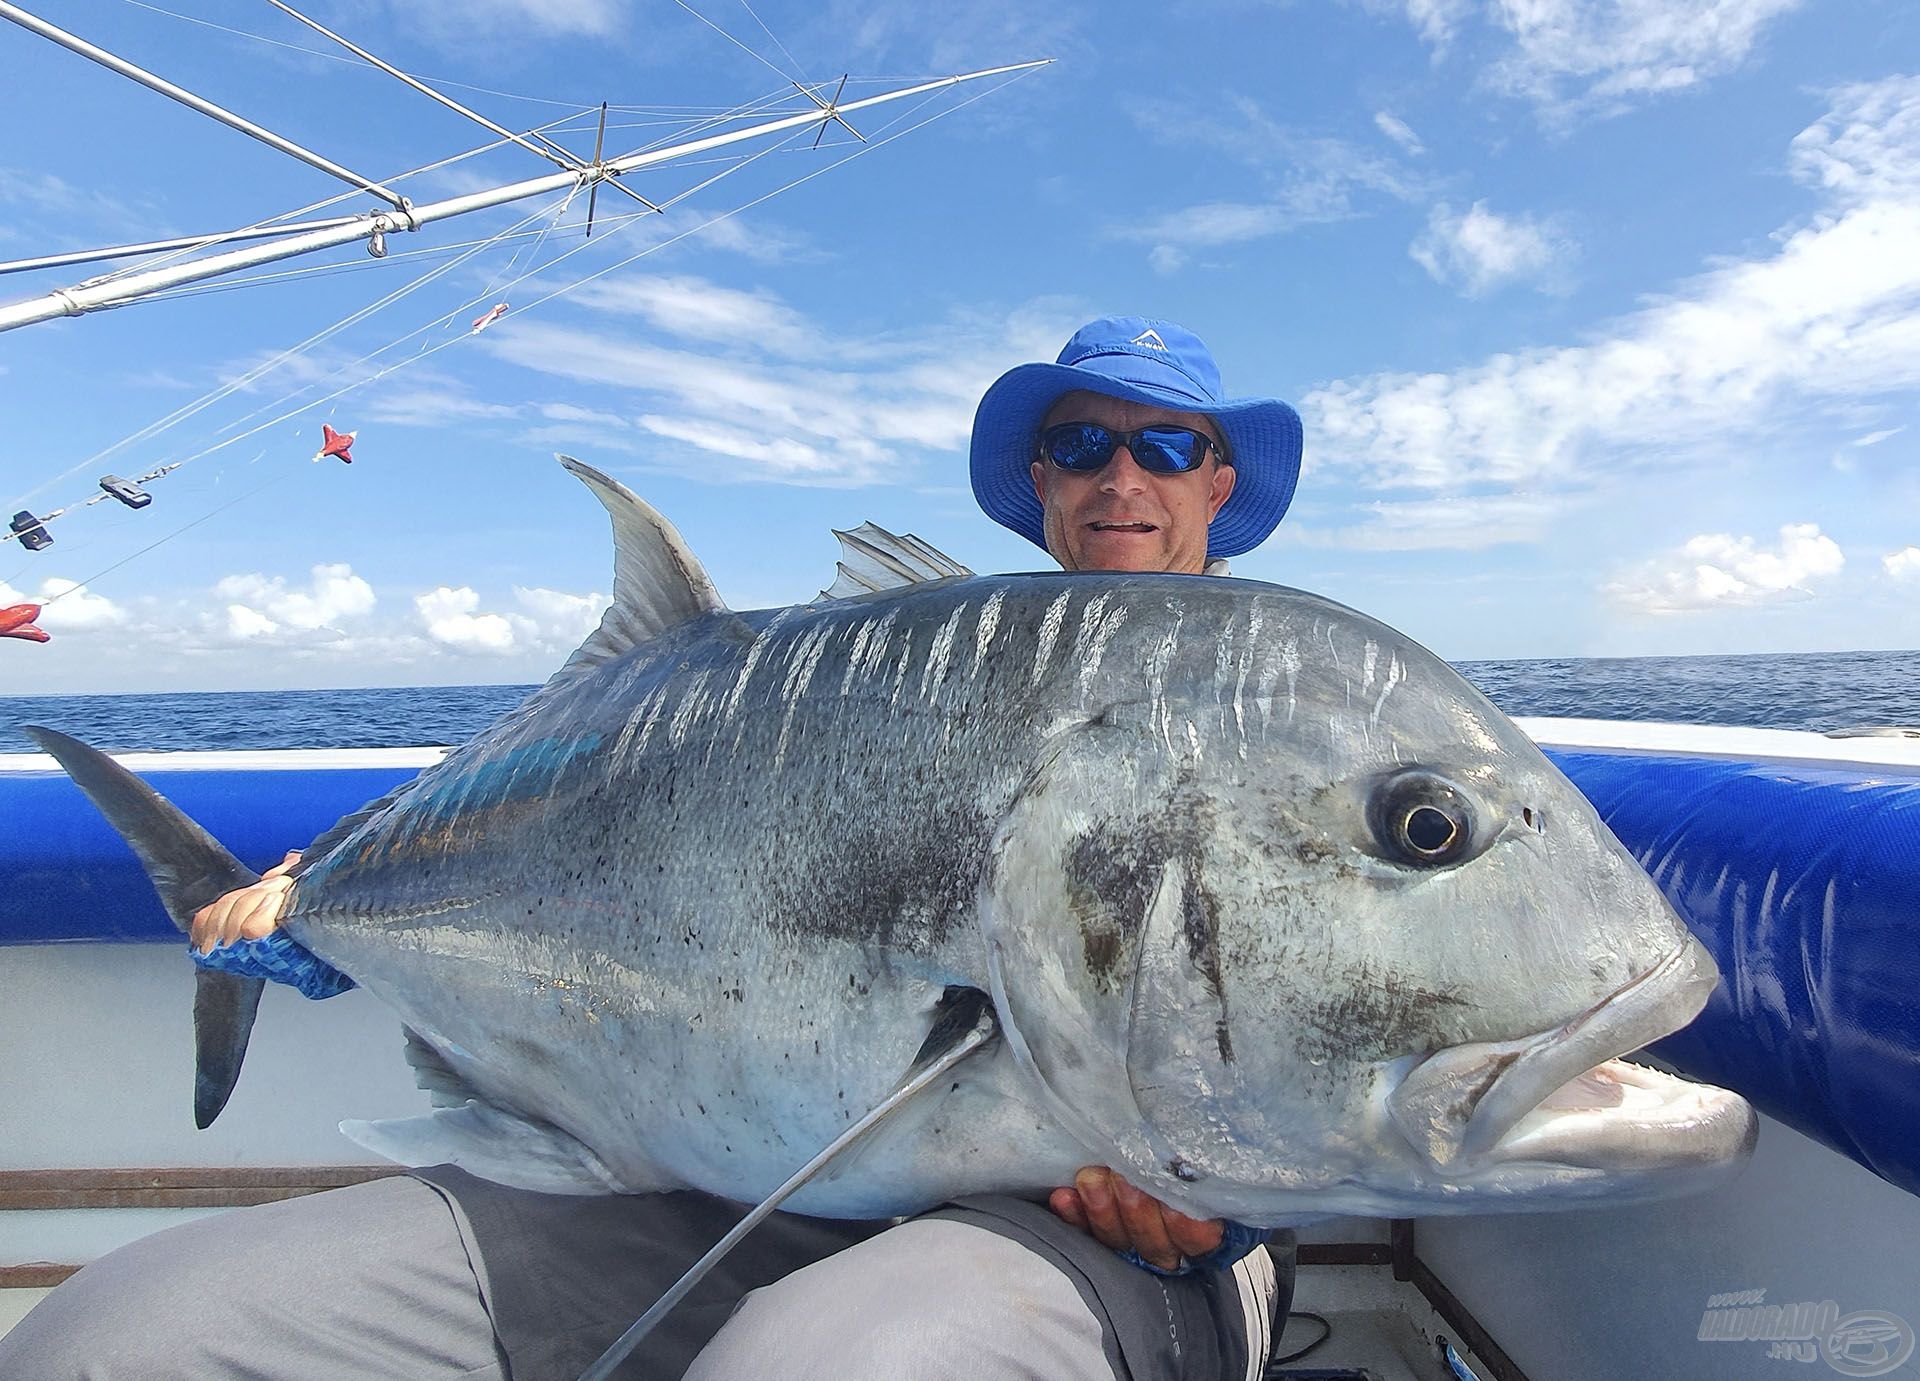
[1039,421,1220,475]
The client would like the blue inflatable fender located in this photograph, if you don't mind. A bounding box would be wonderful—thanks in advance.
[1549,749,1920,1200]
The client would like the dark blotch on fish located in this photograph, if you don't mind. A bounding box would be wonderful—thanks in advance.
[1294,963,1471,1064]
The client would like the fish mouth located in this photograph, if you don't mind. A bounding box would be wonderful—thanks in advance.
[1388,940,1756,1174]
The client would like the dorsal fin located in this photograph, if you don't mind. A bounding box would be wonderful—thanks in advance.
[557,455,730,673]
[817,522,974,601]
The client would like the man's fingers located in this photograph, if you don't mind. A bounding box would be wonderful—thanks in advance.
[1047,1187,1089,1230]
[1072,1167,1132,1256]
[262,850,302,880]
[1165,1208,1227,1260]
[190,874,293,953]
[1112,1177,1181,1270]
[237,878,292,939]
[1057,1167,1230,1271]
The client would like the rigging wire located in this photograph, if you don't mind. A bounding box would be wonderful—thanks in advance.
[670,0,800,87]
[61,109,596,300]
[735,0,808,84]
[116,0,761,113]
[4,193,572,532]
[133,131,870,307]
[142,209,662,301]
[53,80,804,304]
[7,63,1042,587]
[62,94,823,488]
[5,81,808,511]
[37,470,281,611]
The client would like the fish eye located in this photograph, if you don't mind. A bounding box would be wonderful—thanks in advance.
[1369,771,1475,868]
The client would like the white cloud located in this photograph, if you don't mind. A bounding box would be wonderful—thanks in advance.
[225,604,278,640]
[1790,74,1920,201]
[414,584,607,657]
[637,415,841,477]
[513,586,605,646]
[578,276,812,352]
[1854,427,1903,447]
[396,0,627,41]
[4,564,609,691]
[1409,200,1574,295]
[0,577,124,632]
[215,564,375,634]
[1116,98,1429,264]
[1384,0,1805,118]
[1306,76,1920,500]
[1148,245,1187,276]
[1291,492,1567,550]
[483,293,1076,487]
[1607,524,1843,614]
[1396,0,1473,48]
[417,586,517,653]
[1374,111,1426,155]
[0,167,146,236]
[361,385,522,428]
[1884,546,1920,582]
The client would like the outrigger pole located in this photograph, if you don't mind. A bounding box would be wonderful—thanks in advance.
[0,0,409,209]
[0,22,1049,333]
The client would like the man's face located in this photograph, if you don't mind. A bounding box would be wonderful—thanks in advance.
[1030,391,1236,575]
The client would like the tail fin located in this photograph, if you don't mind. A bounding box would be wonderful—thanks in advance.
[24,725,265,1127]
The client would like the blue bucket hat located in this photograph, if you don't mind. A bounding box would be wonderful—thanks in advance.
[969,315,1303,560]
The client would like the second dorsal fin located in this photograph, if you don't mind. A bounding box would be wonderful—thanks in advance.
[818,522,974,601]
[557,455,730,674]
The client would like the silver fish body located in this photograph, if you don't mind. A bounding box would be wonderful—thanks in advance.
[270,470,1752,1226]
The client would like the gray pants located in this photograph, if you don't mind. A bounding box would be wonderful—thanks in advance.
[0,1169,1290,1380]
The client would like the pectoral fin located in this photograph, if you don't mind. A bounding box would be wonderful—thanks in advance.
[341,1102,645,1196]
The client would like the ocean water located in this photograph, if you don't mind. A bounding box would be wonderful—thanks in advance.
[3,650,1916,753]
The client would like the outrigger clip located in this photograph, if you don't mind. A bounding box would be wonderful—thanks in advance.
[98,474,152,509]
[9,510,53,551]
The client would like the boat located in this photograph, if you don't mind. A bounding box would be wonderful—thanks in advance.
[4,715,1917,1379]
[4,10,1916,1378]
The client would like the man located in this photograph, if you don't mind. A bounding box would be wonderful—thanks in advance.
[2,316,1305,1380]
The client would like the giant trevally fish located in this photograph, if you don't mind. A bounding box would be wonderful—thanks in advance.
[31,458,1755,1228]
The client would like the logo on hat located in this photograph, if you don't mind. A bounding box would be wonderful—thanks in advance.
[1129,328,1169,351]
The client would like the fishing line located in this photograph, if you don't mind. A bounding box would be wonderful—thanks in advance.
[72,110,598,299]
[5,121,598,513]
[9,66,1036,584]
[141,210,664,301]
[3,195,571,541]
[128,121,874,310]
[735,0,808,84]
[473,183,585,317]
[135,195,572,448]
[239,67,1034,448]
[531,57,1037,299]
[45,58,1027,524]
[36,467,279,612]
[671,0,802,87]
[116,0,767,114]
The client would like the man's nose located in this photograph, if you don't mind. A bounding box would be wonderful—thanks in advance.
[1099,447,1152,492]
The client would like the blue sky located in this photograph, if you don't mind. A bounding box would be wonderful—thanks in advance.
[2,0,1917,694]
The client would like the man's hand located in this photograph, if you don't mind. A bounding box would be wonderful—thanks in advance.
[190,851,301,954]
[1048,1166,1225,1271]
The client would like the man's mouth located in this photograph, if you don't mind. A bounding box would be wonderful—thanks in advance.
[1089,521,1158,534]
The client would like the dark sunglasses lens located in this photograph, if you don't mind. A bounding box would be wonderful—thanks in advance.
[1132,427,1207,473]
[1043,423,1116,471]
